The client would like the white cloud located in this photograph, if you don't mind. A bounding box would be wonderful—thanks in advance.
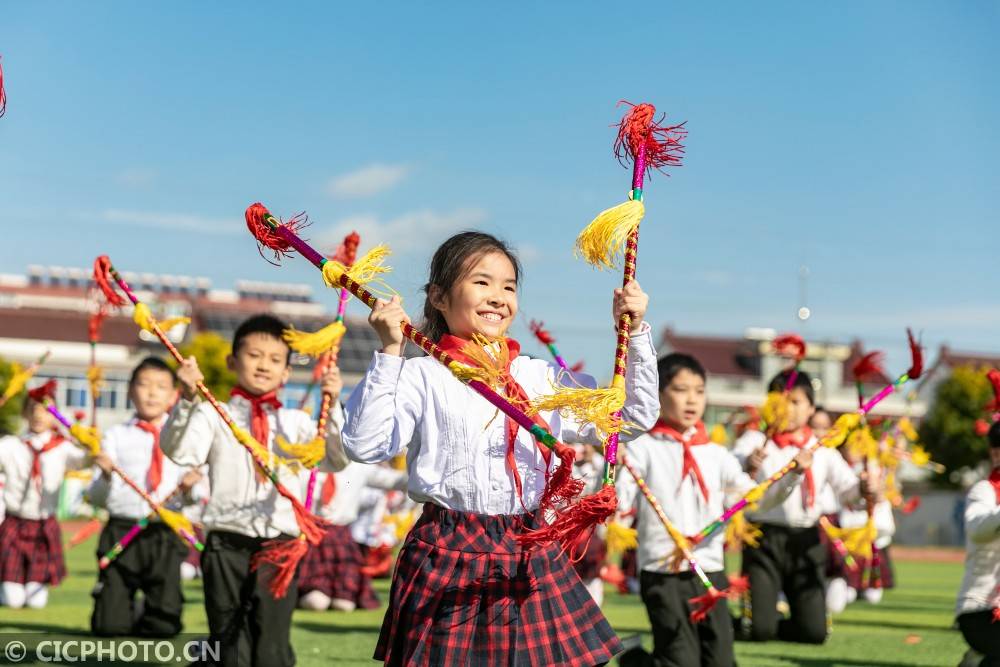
[318,208,488,254]
[326,164,410,198]
[115,167,156,189]
[100,209,239,235]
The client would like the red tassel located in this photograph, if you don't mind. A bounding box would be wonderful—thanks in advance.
[27,379,58,403]
[245,202,309,265]
[250,535,309,598]
[517,484,617,551]
[569,361,585,373]
[529,320,556,345]
[68,518,103,547]
[992,606,1000,624]
[773,333,807,362]
[905,328,924,380]
[688,574,749,624]
[599,563,626,588]
[852,351,886,382]
[328,231,360,265]
[986,369,1000,412]
[537,442,585,514]
[900,496,921,514]
[88,304,109,344]
[360,544,394,578]
[614,101,686,175]
[976,419,992,437]
[0,55,6,118]
[92,256,127,308]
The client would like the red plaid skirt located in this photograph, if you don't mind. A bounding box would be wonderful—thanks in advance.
[0,515,66,586]
[375,503,622,666]
[298,524,380,609]
[846,544,895,590]
[570,532,607,581]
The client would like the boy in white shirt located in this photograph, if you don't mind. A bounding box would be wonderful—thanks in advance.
[89,357,203,636]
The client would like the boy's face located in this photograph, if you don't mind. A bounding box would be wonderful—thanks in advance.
[26,401,55,435]
[786,387,816,432]
[659,368,706,431]
[809,411,832,438]
[129,367,176,422]
[227,333,291,396]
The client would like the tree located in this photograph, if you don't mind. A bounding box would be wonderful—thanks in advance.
[919,365,993,482]
[0,356,25,435]
[171,332,238,399]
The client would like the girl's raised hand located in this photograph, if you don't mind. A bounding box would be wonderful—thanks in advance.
[612,280,649,331]
[369,295,410,357]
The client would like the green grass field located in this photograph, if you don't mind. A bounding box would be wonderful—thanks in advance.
[0,533,968,666]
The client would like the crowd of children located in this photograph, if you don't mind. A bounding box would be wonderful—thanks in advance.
[0,229,996,667]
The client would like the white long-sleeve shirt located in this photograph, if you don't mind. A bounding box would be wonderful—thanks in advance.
[312,461,407,526]
[839,499,896,549]
[160,394,348,539]
[956,479,1000,616]
[618,430,794,574]
[87,415,202,520]
[0,430,89,520]
[343,322,660,515]
[733,430,861,528]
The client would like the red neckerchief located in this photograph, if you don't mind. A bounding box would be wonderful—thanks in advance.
[989,467,1000,504]
[650,419,711,502]
[23,432,65,490]
[772,426,815,509]
[135,419,164,492]
[436,334,553,507]
[230,386,282,483]
[320,473,337,506]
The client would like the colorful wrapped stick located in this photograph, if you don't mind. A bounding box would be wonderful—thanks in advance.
[0,55,6,118]
[92,255,323,597]
[519,102,686,550]
[98,467,204,569]
[690,329,924,547]
[0,350,52,409]
[529,320,570,370]
[621,452,747,622]
[818,516,859,572]
[87,297,110,426]
[243,204,583,517]
[43,398,201,552]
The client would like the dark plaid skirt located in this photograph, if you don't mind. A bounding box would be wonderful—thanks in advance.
[0,515,66,586]
[846,544,895,590]
[375,503,623,666]
[570,531,607,581]
[298,524,380,609]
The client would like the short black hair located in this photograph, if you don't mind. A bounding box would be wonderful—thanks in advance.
[129,356,176,387]
[657,353,706,392]
[988,420,1000,449]
[768,369,815,405]
[232,314,291,362]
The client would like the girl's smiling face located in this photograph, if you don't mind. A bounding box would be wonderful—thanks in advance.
[430,251,518,340]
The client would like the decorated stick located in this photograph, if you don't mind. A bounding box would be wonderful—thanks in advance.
[622,452,747,622]
[92,256,323,597]
[0,350,52,409]
[43,399,201,551]
[529,321,570,370]
[87,299,110,426]
[245,204,582,516]
[690,329,923,546]
[0,55,6,118]
[99,469,204,569]
[818,516,858,572]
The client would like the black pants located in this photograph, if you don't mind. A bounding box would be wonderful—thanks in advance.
[91,517,187,637]
[201,530,298,667]
[619,570,735,667]
[958,611,1000,666]
[741,523,827,644]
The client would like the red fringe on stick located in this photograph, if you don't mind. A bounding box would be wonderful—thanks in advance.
[614,101,686,175]
[27,379,58,403]
[518,484,616,553]
[688,575,749,623]
[329,231,360,265]
[529,320,556,345]
[900,496,921,514]
[852,351,886,382]
[245,202,309,264]
[68,518,104,548]
[773,333,807,362]
[92,256,127,307]
[250,495,327,598]
[906,328,924,380]
[88,304,109,343]
[537,442,585,515]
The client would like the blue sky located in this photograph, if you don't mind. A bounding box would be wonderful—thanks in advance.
[1,2,997,376]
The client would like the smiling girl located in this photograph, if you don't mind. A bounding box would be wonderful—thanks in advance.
[343,231,660,666]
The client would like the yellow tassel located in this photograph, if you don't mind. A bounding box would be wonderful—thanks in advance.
[456,335,512,389]
[275,435,326,469]
[709,423,728,445]
[743,482,769,510]
[529,385,626,437]
[575,198,645,270]
[157,507,197,542]
[132,303,190,333]
[823,413,862,448]
[898,417,919,442]
[839,518,877,561]
[726,511,763,550]
[2,363,30,401]
[760,392,790,433]
[847,427,878,460]
[606,521,638,557]
[390,453,407,471]
[87,365,104,398]
[231,426,299,472]
[910,445,930,467]
[663,521,693,572]
[70,423,102,456]
[385,509,417,541]
[448,361,492,385]
[283,320,346,358]
[321,245,395,298]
